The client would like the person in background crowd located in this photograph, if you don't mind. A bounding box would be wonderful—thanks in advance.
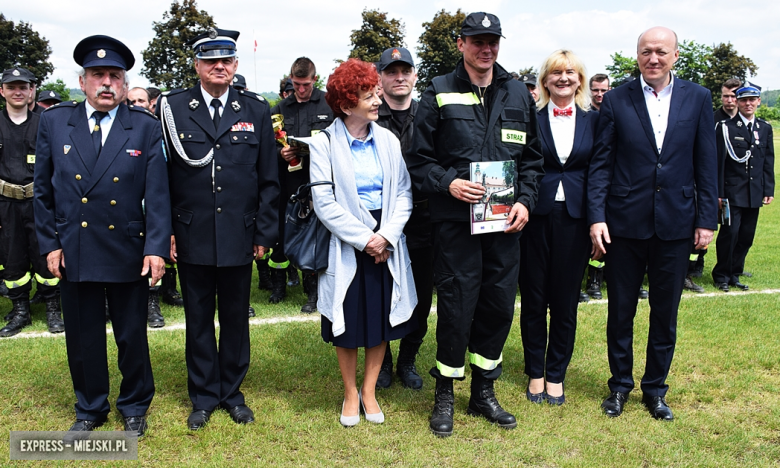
[127,87,151,109]
[520,73,539,102]
[37,90,63,109]
[589,74,610,111]
[232,74,247,91]
[147,87,161,114]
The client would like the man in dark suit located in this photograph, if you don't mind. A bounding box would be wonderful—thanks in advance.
[588,26,718,421]
[34,35,171,436]
[158,28,279,430]
[712,82,774,291]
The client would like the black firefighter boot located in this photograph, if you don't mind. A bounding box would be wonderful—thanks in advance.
[376,345,393,389]
[256,258,273,291]
[269,268,286,304]
[396,340,423,390]
[586,265,604,300]
[161,268,184,306]
[45,293,65,334]
[147,288,165,328]
[429,372,455,437]
[287,266,300,287]
[0,299,32,337]
[300,272,318,314]
[467,374,517,430]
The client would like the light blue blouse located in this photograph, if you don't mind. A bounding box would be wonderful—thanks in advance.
[342,120,383,210]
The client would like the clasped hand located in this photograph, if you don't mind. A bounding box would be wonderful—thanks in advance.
[365,233,390,264]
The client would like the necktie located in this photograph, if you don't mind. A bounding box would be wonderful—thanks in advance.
[211,99,222,130]
[747,122,753,143]
[91,111,108,156]
[554,107,573,117]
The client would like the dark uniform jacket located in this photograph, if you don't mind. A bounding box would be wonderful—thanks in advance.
[0,109,38,189]
[159,84,279,267]
[407,60,544,223]
[270,87,333,197]
[33,102,171,282]
[716,114,775,208]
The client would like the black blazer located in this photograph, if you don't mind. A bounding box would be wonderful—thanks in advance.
[534,104,597,218]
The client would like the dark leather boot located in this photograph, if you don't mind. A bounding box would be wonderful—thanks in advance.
[269,268,286,304]
[0,282,9,299]
[161,268,184,306]
[30,289,45,304]
[287,266,300,287]
[376,345,393,389]
[0,299,32,337]
[45,294,65,334]
[429,374,455,437]
[467,375,517,429]
[586,265,604,300]
[256,259,273,291]
[396,340,423,390]
[147,288,165,328]
[300,273,318,314]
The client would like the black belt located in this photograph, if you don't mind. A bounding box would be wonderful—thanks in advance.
[413,199,428,210]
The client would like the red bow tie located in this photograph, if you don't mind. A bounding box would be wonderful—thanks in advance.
[554,107,573,117]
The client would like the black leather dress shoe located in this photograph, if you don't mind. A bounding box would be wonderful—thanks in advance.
[714,282,730,292]
[68,417,107,431]
[642,394,674,421]
[124,416,148,437]
[187,409,212,430]
[638,288,649,300]
[730,281,749,291]
[226,404,255,424]
[601,391,628,417]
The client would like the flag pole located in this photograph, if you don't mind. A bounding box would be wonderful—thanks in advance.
[253,30,258,91]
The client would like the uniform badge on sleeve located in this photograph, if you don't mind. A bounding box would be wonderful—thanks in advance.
[126,149,142,157]
[230,122,255,132]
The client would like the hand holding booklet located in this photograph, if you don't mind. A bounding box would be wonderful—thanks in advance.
[469,160,515,235]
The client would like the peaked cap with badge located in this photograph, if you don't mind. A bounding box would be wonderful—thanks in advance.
[460,12,504,37]
[73,35,135,70]
[1,67,36,84]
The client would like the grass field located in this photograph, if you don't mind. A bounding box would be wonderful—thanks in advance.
[0,137,778,467]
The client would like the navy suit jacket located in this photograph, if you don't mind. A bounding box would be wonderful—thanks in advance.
[587,78,718,240]
[34,102,171,282]
[534,105,598,218]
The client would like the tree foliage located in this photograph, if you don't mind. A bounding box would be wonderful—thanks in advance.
[347,9,405,64]
[39,79,71,102]
[702,42,758,109]
[0,13,54,84]
[675,40,712,83]
[416,9,466,94]
[141,0,216,89]
[605,51,639,84]
[517,66,538,77]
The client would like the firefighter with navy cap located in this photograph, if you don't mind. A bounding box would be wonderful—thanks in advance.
[37,90,63,109]
[0,66,63,337]
[157,27,279,430]
[407,12,544,437]
[712,82,774,291]
[33,35,171,436]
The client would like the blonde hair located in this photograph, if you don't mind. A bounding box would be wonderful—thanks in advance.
[537,49,589,110]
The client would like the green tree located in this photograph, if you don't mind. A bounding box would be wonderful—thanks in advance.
[141,0,216,89]
[0,13,54,83]
[502,160,515,187]
[39,79,71,102]
[675,40,712,84]
[605,51,639,84]
[416,9,466,94]
[347,9,405,63]
[702,42,758,109]
[517,67,538,76]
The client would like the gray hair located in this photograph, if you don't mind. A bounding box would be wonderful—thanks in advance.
[77,67,130,85]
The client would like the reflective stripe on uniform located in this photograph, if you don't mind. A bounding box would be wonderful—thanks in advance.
[5,271,32,289]
[689,253,699,261]
[268,259,289,269]
[436,361,465,378]
[589,259,605,268]
[34,273,59,286]
[436,92,480,107]
[468,352,502,371]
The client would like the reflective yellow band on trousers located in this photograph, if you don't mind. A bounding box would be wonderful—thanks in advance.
[436,361,465,378]
[436,92,480,107]
[268,259,289,269]
[689,253,699,261]
[34,273,59,286]
[5,271,32,289]
[589,259,605,268]
[469,352,502,371]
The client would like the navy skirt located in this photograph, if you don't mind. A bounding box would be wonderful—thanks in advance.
[322,210,416,349]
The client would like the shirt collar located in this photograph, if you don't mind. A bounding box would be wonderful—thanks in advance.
[201,86,229,107]
[640,72,674,97]
[340,119,375,146]
[84,100,119,121]
[739,112,756,126]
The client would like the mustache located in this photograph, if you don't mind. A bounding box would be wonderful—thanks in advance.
[94,86,116,99]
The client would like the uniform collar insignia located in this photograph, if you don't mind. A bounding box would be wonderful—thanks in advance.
[737,120,742,127]
[231,100,240,112]
[189,99,199,110]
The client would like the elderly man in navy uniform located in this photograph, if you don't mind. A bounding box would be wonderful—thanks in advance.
[34,35,171,436]
[158,28,278,430]
[712,82,774,291]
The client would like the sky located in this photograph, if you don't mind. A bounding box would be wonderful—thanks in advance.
[4,0,780,94]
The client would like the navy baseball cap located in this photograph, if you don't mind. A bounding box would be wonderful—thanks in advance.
[461,12,504,38]
[74,35,135,70]
[187,28,240,59]
[520,74,537,86]
[38,90,63,103]
[232,74,247,90]
[377,47,415,71]
[1,67,35,84]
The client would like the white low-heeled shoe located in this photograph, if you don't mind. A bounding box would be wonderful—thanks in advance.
[340,399,360,427]
[359,388,384,424]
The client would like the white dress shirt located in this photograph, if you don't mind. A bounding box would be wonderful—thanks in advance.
[548,100,576,201]
[201,86,229,119]
[84,101,119,146]
[640,73,674,153]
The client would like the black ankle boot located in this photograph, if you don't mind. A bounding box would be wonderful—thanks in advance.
[376,345,393,389]
[300,273,318,314]
[147,288,165,328]
[286,266,300,287]
[45,294,65,334]
[467,375,516,429]
[429,373,454,437]
[396,340,423,390]
[256,259,273,291]
[586,265,604,300]
[161,268,184,306]
[0,299,32,337]
[269,268,286,304]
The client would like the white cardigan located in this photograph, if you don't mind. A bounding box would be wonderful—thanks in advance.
[309,118,417,337]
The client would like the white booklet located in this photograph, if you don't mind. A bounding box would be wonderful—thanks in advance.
[470,160,515,235]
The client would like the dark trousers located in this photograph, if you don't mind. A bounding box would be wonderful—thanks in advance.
[60,278,153,420]
[605,235,689,397]
[401,245,434,345]
[178,261,251,411]
[519,203,590,383]
[431,221,519,380]
[712,206,760,284]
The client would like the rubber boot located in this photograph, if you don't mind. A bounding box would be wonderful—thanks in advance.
[45,293,65,334]
[0,299,32,337]
[300,272,318,314]
[376,345,393,389]
[256,259,273,291]
[586,265,604,300]
[147,288,165,328]
[269,268,286,304]
[161,268,184,306]
[287,265,300,287]
[429,373,455,437]
[467,374,517,429]
[396,340,423,389]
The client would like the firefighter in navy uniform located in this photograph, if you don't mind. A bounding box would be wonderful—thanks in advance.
[407,13,544,437]
[0,67,62,337]
[712,82,774,291]
[158,28,279,430]
[268,57,333,312]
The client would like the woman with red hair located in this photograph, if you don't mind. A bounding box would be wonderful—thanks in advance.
[308,59,417,426]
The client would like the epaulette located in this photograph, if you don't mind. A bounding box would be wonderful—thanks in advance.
[238,89,269,106]
[128,104,158,119]
[161,88,187,97]
[43,100,78,112]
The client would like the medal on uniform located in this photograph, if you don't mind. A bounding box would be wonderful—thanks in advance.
[754,131,759,144]
[231,100,240,112]
[189,99,199,110]
[63,145,71,155]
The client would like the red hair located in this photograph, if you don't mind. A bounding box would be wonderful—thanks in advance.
[325,58,379,118]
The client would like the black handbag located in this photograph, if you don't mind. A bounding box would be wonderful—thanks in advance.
[283,180,334,272]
